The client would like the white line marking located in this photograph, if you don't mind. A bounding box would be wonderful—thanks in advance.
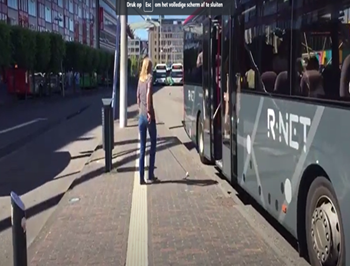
[126,134,148,266]
[0,118,47,135]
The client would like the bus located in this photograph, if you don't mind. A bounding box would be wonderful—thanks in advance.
[183,1,350,265]
[170,63,183,85]
[153,63,167,86]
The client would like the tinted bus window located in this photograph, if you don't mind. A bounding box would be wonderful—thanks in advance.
[184,23,203,85]
[291,1,350,101]
[236,1,292,95]
[172,65,183,70]
[156,65,167,70]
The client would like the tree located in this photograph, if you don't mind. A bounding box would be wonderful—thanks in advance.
[35,32,51,72]
[48,33,65,73]
[0,22,11,68]
[129,55,138,76]
[11,26,36,70]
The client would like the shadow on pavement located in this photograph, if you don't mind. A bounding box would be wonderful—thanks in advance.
[0,85,170,233]
[155,178,218,186]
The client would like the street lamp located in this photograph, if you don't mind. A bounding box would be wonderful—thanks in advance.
[55,16,65,97]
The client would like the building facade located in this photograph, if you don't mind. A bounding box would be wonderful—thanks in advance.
[148,17,183,65]
[1,0,98,47]
[97,0,117,51]
[128,38,148,58]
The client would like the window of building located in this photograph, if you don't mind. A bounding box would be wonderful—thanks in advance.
[58,0,63,7]
[8,0,18,9]
[20,0,28,12]
[45,6,51,22]
[69,18,73,31]
[78,7,82,17]
[58,13,63,27]
[69,0,73,12]
[38,3,44,18]
[28,0,36,16]
[0,13,6,21]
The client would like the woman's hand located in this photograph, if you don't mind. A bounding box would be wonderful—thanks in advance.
[147,112,152,123]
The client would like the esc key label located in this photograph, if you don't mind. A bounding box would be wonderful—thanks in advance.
[143,0,153,12]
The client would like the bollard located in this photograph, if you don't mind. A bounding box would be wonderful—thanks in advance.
[102,98,114,172]
[10,192,27,266]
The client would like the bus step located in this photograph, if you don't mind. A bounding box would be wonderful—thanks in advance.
[215,160,223,169]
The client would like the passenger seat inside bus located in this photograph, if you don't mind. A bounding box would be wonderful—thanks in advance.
[274,71,289,94]
[339,54,350,98]
[300,70,324,98]
[261,71,277,92]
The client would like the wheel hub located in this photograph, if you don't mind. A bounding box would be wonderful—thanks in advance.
[311,199,341,265]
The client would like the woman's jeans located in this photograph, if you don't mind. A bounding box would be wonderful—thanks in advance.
[139,114,157,182]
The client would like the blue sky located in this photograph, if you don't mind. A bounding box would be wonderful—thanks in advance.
[128,15,187,40]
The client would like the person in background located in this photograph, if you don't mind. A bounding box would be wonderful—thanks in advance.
[137,57,158,184]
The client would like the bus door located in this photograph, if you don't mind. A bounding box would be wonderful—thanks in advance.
[219,16,232,180]
[210,18,222,163]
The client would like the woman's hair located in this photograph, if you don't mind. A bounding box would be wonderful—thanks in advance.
[139,57,152,82]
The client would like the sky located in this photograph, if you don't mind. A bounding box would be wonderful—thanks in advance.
[128,15,188,40]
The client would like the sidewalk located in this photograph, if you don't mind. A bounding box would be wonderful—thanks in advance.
[28,111,291,266]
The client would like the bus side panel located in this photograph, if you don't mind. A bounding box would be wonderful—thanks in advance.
[237,92,350,247]
[183,84,204,144]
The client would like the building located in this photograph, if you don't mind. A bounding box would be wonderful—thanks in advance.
[97,0,118,51]
[128,38,148,58]
[0,0,133,51]
[2,0,98,47]
[148,17,183,65]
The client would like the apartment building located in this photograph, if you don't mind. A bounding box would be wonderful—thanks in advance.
[0,0,133,51]
[128,38,148,58]
[148,17,183,65]
[1,0,98,47]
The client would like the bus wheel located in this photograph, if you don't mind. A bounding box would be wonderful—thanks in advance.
[305,176,345,266]
[197,117,210,165]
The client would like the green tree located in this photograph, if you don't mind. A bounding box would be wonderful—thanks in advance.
[49,33,65,73]
[0,22,11,68]
[129,55,138,76]
[11,26,36,70]
[35,32,51,72]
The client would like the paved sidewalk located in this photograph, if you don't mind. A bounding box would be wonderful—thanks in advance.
[28,111,295,266]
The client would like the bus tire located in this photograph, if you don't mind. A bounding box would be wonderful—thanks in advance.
[197,116,210,165]
[305,176,345,266]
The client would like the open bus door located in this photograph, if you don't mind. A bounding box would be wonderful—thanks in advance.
[210,18,223,165]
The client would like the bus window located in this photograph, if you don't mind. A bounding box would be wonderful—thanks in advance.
[291,2,350,100]
[237,1,292,95]
[184,23,203,85]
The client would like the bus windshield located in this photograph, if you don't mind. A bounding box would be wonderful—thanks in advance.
[155,72,166,78]
[171,71,183,77]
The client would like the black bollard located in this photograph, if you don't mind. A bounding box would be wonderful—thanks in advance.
[11,191,27,266]
[102,98,114,172]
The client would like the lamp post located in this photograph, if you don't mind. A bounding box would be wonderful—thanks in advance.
[54,16,65,97]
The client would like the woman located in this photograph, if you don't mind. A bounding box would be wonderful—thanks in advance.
[137,57,158,184]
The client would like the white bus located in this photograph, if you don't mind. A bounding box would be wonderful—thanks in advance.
[170,63,183,85]
[153,64,167,86]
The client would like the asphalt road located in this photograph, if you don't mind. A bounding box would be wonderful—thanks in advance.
[0,87,138,265]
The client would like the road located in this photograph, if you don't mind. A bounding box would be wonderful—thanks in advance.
[0,87,138,265]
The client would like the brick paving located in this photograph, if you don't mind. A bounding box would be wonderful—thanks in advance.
[28,116,139,266]
[147,122,284,266]
[28,107,291,266]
